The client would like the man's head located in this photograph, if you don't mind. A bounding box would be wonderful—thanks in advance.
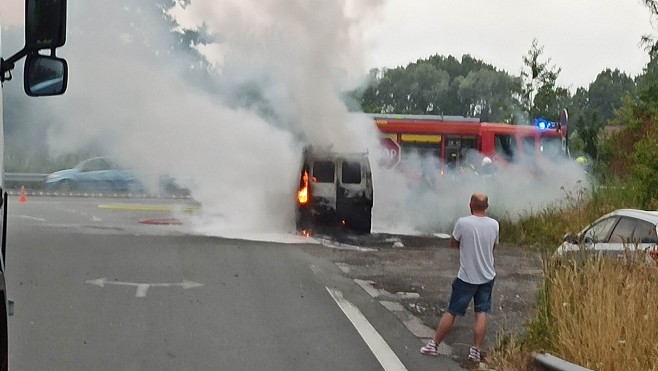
[470,193,489,214]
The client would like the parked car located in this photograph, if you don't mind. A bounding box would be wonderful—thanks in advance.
[555,209,658,262]
[45,157,146,193]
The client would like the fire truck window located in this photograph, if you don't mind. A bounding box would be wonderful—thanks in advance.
[400,143,438,174]
[521,137,536,158]
[541,136,562,158]
[445,136,477,166]
[313,161,335,183]
[342,161,362,184]
[495,135,516,162]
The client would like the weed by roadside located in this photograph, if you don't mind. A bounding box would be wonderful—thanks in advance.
[488,252,658,370]
[487,180,658,370]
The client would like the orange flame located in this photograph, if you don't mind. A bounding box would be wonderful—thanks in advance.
[297,171,309,205]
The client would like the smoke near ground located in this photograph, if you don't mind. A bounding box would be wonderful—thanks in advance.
[34,0,384,236]
[6,0,588,237]
[372,157,589,234]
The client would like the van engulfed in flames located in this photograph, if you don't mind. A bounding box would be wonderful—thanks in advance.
[295,147,373,234]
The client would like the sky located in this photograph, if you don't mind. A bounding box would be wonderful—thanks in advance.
[2,0,655,88]
[360,0,655,90]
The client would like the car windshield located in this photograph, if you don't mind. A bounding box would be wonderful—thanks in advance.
[583,216,619,243]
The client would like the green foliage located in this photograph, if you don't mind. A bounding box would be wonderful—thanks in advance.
[520,39,568,121]
[630,123,658,206]
[359,54,520,121]
[588,69,637,122]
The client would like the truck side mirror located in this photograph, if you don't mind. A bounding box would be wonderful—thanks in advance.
[24,54,68,96]
[25,0,67,50]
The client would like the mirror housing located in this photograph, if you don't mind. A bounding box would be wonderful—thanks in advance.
[563,233,579,244]
[25,0,67,50]
[24,54,68,96]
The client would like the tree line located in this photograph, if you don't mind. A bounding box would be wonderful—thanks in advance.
[351,39,640,167]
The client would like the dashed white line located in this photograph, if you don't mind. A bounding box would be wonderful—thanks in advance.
[309,264,321,276]
[326,287,408,371]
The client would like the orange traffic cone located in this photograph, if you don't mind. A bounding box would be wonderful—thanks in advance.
[18,186,27,203]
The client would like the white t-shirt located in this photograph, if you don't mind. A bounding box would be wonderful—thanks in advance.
[452,215,499,284]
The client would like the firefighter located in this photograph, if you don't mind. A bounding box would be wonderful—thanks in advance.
[479,156,495,176]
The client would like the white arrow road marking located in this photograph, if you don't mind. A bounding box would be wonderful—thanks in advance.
[86,277,204,297]
[326,288,408,371]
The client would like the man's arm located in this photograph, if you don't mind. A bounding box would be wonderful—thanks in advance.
[450,236,460,249]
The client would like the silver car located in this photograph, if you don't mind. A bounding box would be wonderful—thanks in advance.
[556,209,658,262]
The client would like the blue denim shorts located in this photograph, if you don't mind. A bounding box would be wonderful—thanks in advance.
[447,277,495,316]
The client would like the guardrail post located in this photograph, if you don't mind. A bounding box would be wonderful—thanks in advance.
[532,352,593,371]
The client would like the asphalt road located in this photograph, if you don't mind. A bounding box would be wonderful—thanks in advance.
[4,197,463,370]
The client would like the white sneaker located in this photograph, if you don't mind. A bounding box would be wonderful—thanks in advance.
[420,340,438,356]
[468,346,481,362]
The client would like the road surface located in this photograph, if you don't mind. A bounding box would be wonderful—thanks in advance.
[5,196,464,370]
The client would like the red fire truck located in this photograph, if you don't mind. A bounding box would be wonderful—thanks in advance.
[372,113,567,181]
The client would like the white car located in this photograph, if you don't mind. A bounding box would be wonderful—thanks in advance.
[555,209,658,262]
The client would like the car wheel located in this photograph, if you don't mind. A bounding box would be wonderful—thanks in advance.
[58,180,75,192]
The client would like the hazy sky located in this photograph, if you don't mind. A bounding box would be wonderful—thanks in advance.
[2,0,655,89]
[363,0,655,90]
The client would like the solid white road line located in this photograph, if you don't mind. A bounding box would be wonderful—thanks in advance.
[326,287,408,371]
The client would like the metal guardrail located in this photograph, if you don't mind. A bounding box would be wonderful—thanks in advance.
[2,173,191,198]
[3,173,48,190]
[533,353,593,371]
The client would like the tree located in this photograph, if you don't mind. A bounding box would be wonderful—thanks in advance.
[520,39,567,122]
[457,68,520,121]
[588,69,636,122]
[358,54,519,121]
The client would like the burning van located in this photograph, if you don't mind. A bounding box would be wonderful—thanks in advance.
[296,147,373,234]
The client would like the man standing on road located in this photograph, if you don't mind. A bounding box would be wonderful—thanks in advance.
[420,192,499,363]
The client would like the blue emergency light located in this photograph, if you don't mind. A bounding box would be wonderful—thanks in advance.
[534,118,557,130]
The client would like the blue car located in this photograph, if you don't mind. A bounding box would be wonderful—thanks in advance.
[45,157,146,193]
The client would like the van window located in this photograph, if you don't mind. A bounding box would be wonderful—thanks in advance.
[342,162,362,184]
[313,161,335,183]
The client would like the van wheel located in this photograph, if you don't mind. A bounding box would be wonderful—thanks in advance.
[350,207,371,234]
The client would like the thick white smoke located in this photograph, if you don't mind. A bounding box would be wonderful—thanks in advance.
[39,1,384,236]
[371,150,589,234]
[27,0,588,238]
